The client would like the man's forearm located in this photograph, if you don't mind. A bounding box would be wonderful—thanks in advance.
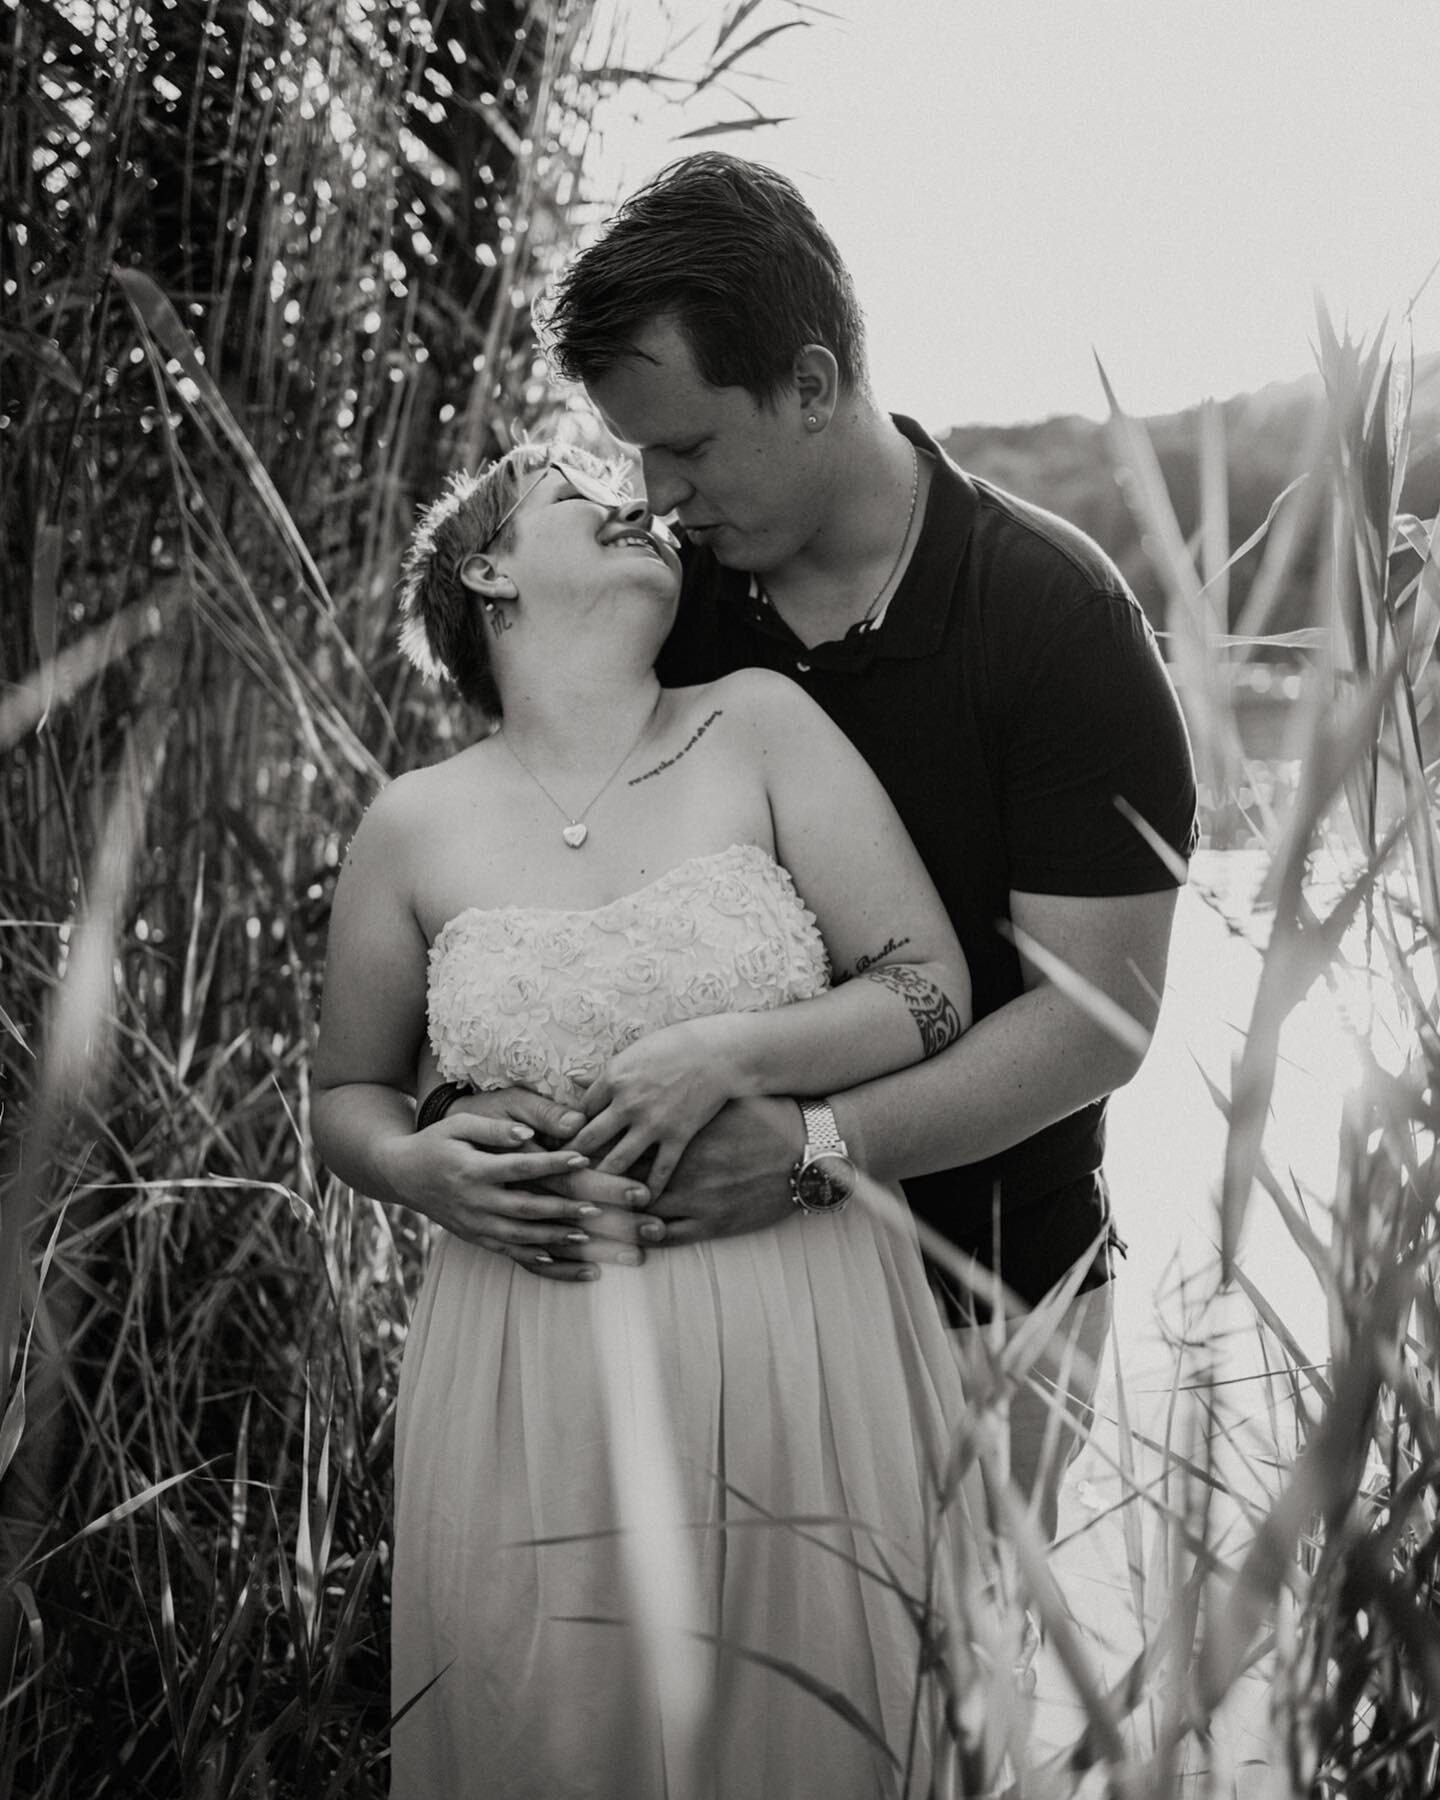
[830,983,1144,1183]
[655,887,1178,1237]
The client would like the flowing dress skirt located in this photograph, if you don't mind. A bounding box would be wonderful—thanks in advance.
[391,1191,970,1800]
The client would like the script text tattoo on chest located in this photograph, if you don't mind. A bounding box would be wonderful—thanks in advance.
[859,965,965,1060]
[628,710,723,786]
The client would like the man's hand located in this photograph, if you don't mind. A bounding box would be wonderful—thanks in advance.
[440,1088,665,1280]
[644,1095,803,1247]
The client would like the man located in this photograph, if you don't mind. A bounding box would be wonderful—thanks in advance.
[414,154,1197,1538]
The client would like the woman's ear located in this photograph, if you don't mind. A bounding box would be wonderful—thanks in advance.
[459,554,518,604]
[793,344,840,431]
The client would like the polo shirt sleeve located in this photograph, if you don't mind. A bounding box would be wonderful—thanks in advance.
[999,591,1198,896]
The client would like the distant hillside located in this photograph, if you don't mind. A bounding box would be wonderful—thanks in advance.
[939,357,1440,644]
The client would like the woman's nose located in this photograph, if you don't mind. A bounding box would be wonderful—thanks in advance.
[608,496,653,530]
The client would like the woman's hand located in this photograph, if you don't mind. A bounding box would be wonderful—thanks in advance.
[567,1017,746,1197]
[378,1112,645,1279]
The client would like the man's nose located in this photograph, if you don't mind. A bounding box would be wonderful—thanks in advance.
[637,455,688,520]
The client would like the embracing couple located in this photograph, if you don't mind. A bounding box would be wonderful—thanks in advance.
[312,154,1197,1798]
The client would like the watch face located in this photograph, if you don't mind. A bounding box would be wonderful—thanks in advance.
[795,1152,857,1211]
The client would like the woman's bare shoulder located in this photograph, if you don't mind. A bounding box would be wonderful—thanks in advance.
[708,672,844,756]
[671,666,815,724]
[345,740,499,861]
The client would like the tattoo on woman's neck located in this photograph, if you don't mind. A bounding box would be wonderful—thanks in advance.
[859,965,964,1059]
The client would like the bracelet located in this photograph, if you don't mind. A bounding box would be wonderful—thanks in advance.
[415,1080,475,1131]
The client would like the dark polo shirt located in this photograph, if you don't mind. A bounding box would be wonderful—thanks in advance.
[657,416,1198,1315]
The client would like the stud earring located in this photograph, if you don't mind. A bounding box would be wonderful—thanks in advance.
[806,414,819,429]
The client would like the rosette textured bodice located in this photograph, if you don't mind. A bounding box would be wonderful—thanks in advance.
[426,843,829,1107]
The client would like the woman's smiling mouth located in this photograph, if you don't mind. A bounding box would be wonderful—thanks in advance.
[597,520,682,579]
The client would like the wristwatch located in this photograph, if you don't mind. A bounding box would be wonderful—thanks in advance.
[789,1099,858,1215]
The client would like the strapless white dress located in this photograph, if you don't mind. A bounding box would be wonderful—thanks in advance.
[391,845,971,1800]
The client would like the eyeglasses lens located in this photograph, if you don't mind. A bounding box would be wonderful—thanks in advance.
[481,457,628,553]
[555,459,628,509]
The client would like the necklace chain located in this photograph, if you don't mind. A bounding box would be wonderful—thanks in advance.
[859,440,920,627]
[499,693,662,849]
[754,440,921,630]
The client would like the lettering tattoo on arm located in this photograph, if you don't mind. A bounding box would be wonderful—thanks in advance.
[845,936,911,979]
[859,964,965,1059]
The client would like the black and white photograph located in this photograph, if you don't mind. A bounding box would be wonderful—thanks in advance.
[3,2,1438,1794]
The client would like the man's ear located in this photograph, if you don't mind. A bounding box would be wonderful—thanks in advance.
[459,554,518,603]
[793,344,840,430]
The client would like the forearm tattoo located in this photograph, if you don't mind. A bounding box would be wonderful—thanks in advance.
[859,965,964,1059]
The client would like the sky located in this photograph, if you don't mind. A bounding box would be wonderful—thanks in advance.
[587,1,1440,428]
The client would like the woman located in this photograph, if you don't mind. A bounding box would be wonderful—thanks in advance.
[312,444,982,1799]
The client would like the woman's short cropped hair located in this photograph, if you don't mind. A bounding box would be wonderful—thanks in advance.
[537,152,868,404]
[397,445,539,715]
[397,442,625,716]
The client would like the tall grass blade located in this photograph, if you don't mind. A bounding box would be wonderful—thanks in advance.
[27,520,61,726]
[1000,921,1152,1059]
[24,1467,211,1573]
[0,592,167,751]
[114,268,332,607]
[554,1613,905,1776]
[1221,657,1404,1269]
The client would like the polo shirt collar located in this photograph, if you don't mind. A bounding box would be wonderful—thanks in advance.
[876,415,978,660]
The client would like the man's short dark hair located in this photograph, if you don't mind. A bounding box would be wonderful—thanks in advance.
[537,153,868,404]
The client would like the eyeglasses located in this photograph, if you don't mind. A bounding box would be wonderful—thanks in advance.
[479,455,630,553]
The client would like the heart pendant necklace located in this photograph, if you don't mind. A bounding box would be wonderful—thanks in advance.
[499,693,662,849]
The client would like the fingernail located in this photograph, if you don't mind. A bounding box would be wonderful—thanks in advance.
[560,1111,585,1132]
[640,1221,665,1243]
[531,1251,554,1264]
[618,1249,642,1267]
[574,1203,601,1217]
[580,1266,600,1281]
[565,1231,590,1243]
[565,1153,588,1168]
[626,1186,649,1204]
[509,1124,534,1142]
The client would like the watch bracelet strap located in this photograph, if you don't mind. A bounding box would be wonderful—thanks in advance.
[415,1080,475,1131]
[799,1097,846,1154]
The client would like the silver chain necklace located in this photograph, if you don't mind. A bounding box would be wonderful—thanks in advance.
[859,440,920,627]
[754,440,920,629]
[498,694,662,848]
